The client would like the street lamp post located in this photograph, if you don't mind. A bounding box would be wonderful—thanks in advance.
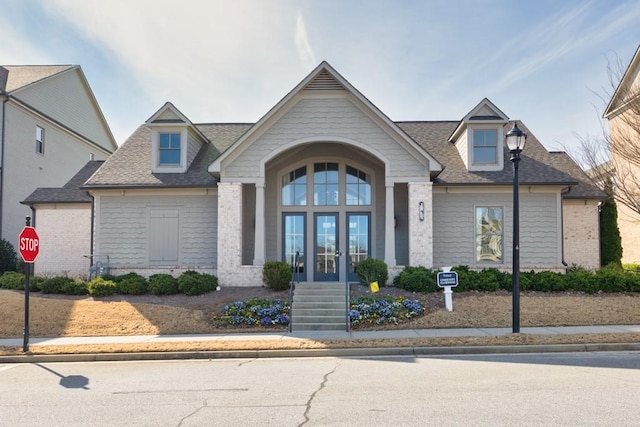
[506,122,527,333]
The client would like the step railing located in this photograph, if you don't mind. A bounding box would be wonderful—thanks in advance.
[289,251,301,333]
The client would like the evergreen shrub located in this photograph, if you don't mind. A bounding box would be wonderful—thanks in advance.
[262,261,292,291]
[149,273,179,295]
[116,272,149,295]
[355,258,388,287]
[87,277,117,297]
[178,271,217,295]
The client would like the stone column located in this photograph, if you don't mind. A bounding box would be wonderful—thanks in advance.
[384,183,396,267]
[253,181,265,265]
[217,182,242,286]
[408,182,433,267]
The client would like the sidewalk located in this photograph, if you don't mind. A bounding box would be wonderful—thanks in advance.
[2,325,639,348]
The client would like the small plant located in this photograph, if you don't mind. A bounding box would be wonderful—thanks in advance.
[355,258,388,287]
[0,239,18,274]
[149,273,179,295]
[87,277,117,297]
[0,271,25,290]
[349,296,425,326]
[393,266,437,292]
[62,280,89,295]
[262,261,292,291]
[116,272,149,295]
[178,270,217,296]
[214,298,290,327]
[40,276,76,294]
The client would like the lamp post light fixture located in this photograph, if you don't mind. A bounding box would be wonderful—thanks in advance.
[506,121,527,333]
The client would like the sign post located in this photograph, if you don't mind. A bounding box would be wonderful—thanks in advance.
[18,217,40,352]
[437,267,458,312]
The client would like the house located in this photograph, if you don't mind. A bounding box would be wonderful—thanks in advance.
[68,61,604,286]
[0,65,117,256]
[603,45,640,265]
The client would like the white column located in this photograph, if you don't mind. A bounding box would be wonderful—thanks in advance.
[217,182,242,286]
[253,181,265,265]
[408,181,433,267]
[384,183,396,267]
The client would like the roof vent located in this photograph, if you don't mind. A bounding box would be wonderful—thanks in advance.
[304,69,346,91]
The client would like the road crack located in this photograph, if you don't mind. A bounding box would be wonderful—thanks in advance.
[299,361,341,426]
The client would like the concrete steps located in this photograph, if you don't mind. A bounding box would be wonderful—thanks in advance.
[291,282,348,332]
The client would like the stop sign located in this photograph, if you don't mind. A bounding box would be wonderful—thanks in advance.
[18,226,40,263]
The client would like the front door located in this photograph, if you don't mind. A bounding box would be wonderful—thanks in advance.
[314,213,339,281]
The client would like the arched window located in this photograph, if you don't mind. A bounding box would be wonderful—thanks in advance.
[282,166,307,206]
[346,165,371,206]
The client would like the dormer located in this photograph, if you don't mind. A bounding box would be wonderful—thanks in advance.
[448,98,509,172]
[146,102,208,173]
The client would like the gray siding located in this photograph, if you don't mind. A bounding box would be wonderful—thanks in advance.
[186,129,202,168]
[433,191,561,268]
[394,183,409,265]
[242,184,256,264]
[96,194,217,268]
[14,68,114,151]
[225,97,427,178]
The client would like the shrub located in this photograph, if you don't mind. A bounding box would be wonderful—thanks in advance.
[87,277,117,297]
[101,274,119,282]
[149,274,179,296]
[393,266,438,292]
[600,198,622,267]
[355,258,388,287]
[0,271,25,289]
[178,270,217,296]
[349,296,425,326]
[262,261,292,291]
[62,280,89,295]
[0,238,18,274]
[116,272,149,295]
[40,276,76,294]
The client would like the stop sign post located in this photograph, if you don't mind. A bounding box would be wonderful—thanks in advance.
[18,217,39,352]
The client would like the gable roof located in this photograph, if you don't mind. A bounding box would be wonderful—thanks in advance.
[604,44,640,119]
[84,123,251,188]
[21,161,104,205]
[0,65,75,93]
[209,61,443,174]
[448,98,509,142]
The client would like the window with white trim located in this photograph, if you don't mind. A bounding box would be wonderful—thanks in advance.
[475,206,503,263]
[159,133,181,165]
[36,126,45,154]
[472,129,498,164]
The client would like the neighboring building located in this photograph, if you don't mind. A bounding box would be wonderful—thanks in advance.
[603,45,640,265]
[22,161,103,278]
[34,61,602,284]
[0,65,116,252]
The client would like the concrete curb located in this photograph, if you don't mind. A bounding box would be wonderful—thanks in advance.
[2,342,640,364]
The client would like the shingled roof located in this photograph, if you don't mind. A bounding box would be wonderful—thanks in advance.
[22,161,104,205]
[0,65,75,93]
[83,117,603,200]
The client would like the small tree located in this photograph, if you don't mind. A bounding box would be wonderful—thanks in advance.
[0,238,18,274]
[600,197,623,267]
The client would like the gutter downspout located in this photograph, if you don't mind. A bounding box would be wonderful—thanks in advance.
[89,192,95,269]
[0,92,7,239]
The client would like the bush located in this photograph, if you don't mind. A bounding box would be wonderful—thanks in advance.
[40,276,76,294]
[87,277,117,297]
[262,261,292,291]
[149,274,179,296]
[0,271,25,289]
[600,198,622,267]
[0,238,18,274]
[393,266,438,292]
[62,280,89,295]
[355,258,388,287]
[116,272,149,295]
[178,271,217,296]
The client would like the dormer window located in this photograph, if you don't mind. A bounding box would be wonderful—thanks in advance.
[151,128,187,173]
[159,133,181,165]
[472,129,498,164]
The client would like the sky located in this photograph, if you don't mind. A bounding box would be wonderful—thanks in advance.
[1,0,639,158]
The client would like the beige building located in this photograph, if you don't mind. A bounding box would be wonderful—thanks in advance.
[604,45,640,265]
[32,62,604,283]
[0,65,116,255]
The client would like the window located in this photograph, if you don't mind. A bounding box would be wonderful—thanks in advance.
[282,166,307,206]
[475,207,503,263]
[473,129,498,164]
[159,133,181,165]
[313,162,339,205]
[346,166,371,205]
[36,126,44,154]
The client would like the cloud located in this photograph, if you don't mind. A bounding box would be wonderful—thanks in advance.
[294,11,316,70]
